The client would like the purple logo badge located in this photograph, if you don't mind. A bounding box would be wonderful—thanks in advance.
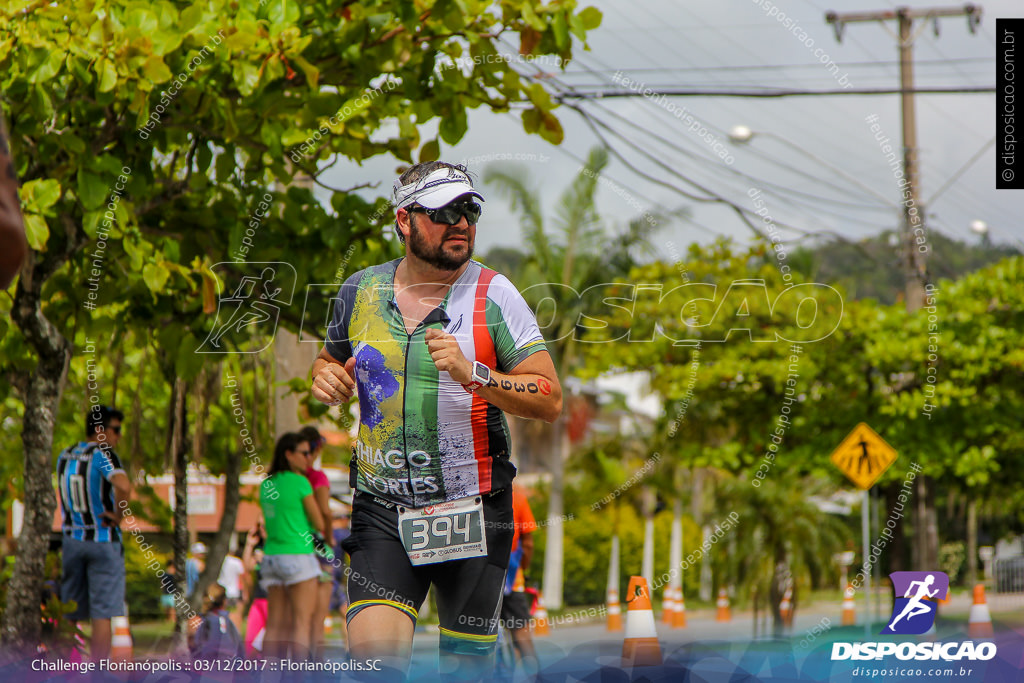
[882,571,949,635]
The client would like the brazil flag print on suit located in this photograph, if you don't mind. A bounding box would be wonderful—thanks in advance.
[326,258,546,508]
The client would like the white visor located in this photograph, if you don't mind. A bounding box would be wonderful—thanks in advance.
[393,166,485,210]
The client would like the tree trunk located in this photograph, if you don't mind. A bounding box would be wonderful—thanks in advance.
[1,255,72,654]
[193,368,245,612]
[641,487,655,587]
[914,476,939,570]
[884,481,908,572]
[169,378,191,649]
[966,498,978,587]
[770,558,788,638]
[669,497,683,600]
[541,416,568,610]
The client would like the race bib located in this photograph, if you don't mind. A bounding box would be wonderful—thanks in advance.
[398,496,487,566]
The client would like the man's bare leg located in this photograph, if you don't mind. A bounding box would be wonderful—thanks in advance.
[348,605,415,677]
[91,618,112,661]
[439,651,496,681]
[510,626,539,674]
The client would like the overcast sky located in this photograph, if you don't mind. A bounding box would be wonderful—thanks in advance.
[320,0,1017,260]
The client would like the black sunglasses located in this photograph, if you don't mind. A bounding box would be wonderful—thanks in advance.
[110,425,121,435]
[408,200,482,226]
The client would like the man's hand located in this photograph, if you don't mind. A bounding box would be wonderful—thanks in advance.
[425,328,472,384]
[100,510,123,528]
[312,357,357,405]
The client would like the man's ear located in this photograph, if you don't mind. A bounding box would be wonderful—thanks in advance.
[396,208,413,243]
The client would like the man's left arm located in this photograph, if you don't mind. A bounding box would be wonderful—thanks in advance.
[425,329,562,423]
[100,450,132,527]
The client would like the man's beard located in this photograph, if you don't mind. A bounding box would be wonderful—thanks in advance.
[407,218,473,271]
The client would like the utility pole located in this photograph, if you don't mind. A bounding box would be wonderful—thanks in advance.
[826,5,982,313]
[825,2,982,623]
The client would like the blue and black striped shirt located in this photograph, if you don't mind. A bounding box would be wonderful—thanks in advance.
[56,441,126,543]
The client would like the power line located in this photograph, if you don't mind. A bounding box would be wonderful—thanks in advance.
[557,86,994,100]
[588,102,894,214]
[557,56,992,76]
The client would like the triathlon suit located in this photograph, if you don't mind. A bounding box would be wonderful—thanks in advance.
[325,258,548,655]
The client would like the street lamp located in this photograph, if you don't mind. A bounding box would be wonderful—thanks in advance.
[970,219,991,246]
[728,124,896,207]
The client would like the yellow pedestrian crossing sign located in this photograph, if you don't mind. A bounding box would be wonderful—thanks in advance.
[830,422,898,489]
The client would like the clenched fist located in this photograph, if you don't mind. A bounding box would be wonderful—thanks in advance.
[425,328,472,384]
[312,357,358,406]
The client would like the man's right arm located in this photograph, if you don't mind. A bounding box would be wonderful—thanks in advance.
[311,346,357,406]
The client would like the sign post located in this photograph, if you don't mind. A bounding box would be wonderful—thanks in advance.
[830,422,898,638]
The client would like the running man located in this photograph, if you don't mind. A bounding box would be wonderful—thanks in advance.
[311,161,561,678]
[56,406,132,661]
[888,574,939,631]
[500,487,539,674]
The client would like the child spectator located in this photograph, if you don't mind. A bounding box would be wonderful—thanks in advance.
[189,583,244,662]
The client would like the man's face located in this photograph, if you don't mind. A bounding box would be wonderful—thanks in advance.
[404,204,476,272]
[97,419,122,448]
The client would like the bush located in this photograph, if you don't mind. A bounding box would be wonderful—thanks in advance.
[122,539,168,621]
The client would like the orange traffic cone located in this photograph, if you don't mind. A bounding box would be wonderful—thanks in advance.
[533,592,551,637]
[780,586,793,627]
[622,576,661,667]
[716,588,731,622]
[672,588,687,629]
[110,615,133,662]
[841,584,856,626]
[607,587,623,632]
[967,584,993,638]
[662,586,676,624]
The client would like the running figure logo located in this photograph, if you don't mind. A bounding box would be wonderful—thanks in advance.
[197,263,296,353]
[882,571,949,635]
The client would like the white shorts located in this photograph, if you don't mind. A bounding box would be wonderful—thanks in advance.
[260,553,321,588]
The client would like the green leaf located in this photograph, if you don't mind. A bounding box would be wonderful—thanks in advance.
[438,108,467,145]
[23,214,49,251]
[522,107,541,134]
[29,50,65,84]
[538,109,564,145]
[143,262,170,294]
[578,7,603,30]
[290,54,319,89]
[420,139,440,163]
[21,179,61,213]
[552,12,570,51]
[232,61,260,96]
[520,3,547,31]
[142,55,173,83]
[97,58,118,93]
[215,149,235,182]
[77,171,108,211]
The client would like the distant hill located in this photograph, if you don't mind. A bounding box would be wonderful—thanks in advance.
[789,230,1019,304]
[483,229,1020,305]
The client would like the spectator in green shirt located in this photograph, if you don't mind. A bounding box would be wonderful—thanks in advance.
[259,432,325,661]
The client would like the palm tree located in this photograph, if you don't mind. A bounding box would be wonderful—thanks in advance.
[715,473,848,636]
[485,146,668,608]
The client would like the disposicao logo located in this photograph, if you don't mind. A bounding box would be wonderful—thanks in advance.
[831,570,997,664]
[882,571,948,635]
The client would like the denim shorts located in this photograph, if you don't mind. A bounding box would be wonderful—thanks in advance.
[259,553,321,588]
[61,537,126,620]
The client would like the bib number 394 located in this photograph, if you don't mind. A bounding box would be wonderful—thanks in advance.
[398,496,487,566]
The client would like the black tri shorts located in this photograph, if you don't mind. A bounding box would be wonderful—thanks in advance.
[342,487,514,656]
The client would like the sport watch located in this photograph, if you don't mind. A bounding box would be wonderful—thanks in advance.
[463,361,491,393]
